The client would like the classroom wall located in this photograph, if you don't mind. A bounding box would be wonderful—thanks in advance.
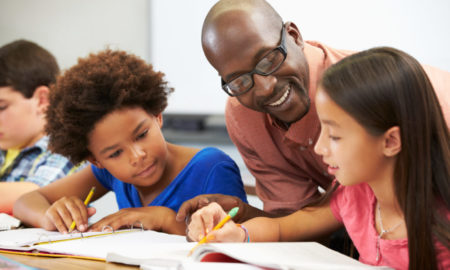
[1,0,449,114]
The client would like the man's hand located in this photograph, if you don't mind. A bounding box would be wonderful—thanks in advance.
[176,194,250,225]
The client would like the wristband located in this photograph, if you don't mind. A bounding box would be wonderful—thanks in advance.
[236,224,250,242]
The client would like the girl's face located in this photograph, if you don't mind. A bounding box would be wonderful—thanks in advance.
[87,107,168,188]
[314,87,388,186]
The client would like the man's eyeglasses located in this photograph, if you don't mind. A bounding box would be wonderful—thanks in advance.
[221,24,287,97]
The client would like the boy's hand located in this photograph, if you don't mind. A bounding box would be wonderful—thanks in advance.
[88,206,186,235]
[43,196,96,233]
[187,202,245,243]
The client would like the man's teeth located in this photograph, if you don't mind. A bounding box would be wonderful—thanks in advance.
[269,87,290,107]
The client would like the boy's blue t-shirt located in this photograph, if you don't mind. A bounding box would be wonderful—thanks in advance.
[91,147,248,211]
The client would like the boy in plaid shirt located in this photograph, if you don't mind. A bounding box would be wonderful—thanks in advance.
[0,40,81,214]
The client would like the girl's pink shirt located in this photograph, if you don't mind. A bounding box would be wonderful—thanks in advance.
[330,183,449,270]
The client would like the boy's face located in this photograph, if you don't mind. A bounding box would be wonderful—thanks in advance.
[0,86,46,150]
[87,107,170,188]
[313,87,388,187]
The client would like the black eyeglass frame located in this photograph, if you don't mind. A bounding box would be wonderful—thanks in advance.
[221,24,287,97]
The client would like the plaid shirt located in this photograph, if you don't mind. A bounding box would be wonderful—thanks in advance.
[0,136,83,186]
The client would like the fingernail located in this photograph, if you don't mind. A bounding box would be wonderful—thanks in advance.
[79,224,85,231]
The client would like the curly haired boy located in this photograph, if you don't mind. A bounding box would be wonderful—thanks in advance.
[14,49,247,235]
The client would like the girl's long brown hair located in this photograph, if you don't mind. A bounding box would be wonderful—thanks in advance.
[319,47,449,270]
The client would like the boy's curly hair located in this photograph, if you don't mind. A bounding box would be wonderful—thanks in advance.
[46,49,173,164]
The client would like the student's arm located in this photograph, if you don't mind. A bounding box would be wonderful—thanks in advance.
[0,182,40,214]
[13,166,108,233]
[187,202,342,242]
[89,206,186,235]
[245,202,342,242]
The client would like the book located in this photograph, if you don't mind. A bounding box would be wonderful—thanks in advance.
[107,242,394,270]
[0,213,21,231]
[0,228,187,261]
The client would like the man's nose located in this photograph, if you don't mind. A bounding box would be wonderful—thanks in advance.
[252,73,277,97]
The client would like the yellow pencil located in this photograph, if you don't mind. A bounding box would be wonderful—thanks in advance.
[68,187,95,232]
[188,206,239,256]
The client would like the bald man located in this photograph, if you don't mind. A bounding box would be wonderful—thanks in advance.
[176,0,450,224]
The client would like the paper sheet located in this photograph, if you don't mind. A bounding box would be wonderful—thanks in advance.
[0,213,21,231]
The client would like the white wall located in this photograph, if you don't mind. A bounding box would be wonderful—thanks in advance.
[1,0,449,114]
[0,0,149,75]
[151,0,450,114]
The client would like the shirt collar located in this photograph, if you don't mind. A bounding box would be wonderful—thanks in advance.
[21,136,48,154]
[0,136,48,163]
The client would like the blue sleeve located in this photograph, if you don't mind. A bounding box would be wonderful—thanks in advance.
[90,164,113,191]
[202,160,248,203]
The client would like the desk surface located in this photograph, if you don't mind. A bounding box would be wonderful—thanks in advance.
[1,253,138,270]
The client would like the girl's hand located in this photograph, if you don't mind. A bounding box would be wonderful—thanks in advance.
[187,202,245,242]
[88,206,186,235]
[43,196,96,233]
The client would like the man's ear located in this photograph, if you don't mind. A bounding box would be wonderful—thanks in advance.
[87,156,104,169]
[285,21,304,48]
[32,86,50,115]
[383,126,401,157]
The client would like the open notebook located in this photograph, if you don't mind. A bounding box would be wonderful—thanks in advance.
[107,242,393,270]
[0,228,186,260]
[0,229,392,269]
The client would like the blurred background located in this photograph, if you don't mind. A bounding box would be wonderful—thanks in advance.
[1,0,449,219]
[1,0,449,114]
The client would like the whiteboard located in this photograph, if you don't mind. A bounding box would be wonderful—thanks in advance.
[1,0,449,114]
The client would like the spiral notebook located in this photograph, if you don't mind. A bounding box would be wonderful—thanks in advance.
[0,228,186,261]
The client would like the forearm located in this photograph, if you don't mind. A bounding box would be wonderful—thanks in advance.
[13,190,52,228]
[163,208,186,235]
[0,182,39,214]
[278,205,342,242]
[243,205,342,243]
[237,203,284,223]
[243,216,281,242]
